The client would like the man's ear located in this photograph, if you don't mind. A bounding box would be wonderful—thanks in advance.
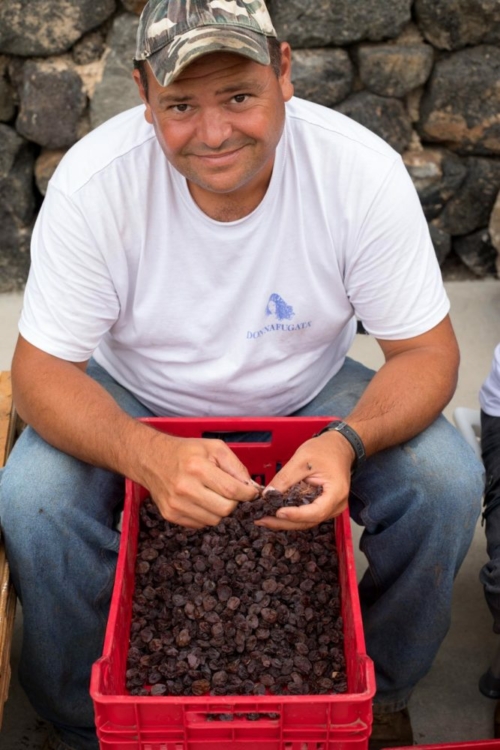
[132,68,153,124]
[278,42,294,102]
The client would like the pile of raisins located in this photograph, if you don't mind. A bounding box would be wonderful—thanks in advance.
[125,482,347,698]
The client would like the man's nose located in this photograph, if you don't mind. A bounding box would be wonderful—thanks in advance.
[197,108,232,149]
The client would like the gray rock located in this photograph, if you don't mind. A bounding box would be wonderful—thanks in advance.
[419,46,500,156]
[291,49,353,107]
[268,0,412,47]
[436,157,500,236]
[414,0,500,50]
[0,124,36,292]
[120,0,147,13]
[429,223,452,265]
[90,14,142,129]
[72,29,107,66]
[0,94,15,124]
[490,191,500,253]
[0,56,15,122]
[7,57,24,102]
[0,0,116,57]
[453,228,498,277]
[403,148,467,220]
[35,149,67,196]
[16,59,87,149]
[335,92,413,154]
[356,44,434,98]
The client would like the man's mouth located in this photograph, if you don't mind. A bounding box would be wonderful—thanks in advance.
[191,145,247,163]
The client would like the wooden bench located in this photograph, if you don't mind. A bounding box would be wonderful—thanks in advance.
[0,371,19,728]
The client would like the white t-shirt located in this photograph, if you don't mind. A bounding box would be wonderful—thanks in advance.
[20,97,449,417]
[480,344,500,417]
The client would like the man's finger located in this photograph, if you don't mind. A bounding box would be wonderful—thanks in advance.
[254,515,317,531]
[263,457,313,495]
[155,491,236,528]
[209,440,257,486]
[203,465,261,504]
[266,491,345,526]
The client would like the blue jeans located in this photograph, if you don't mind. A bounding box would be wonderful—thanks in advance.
[0,358,484,750]
[479,410,500,632]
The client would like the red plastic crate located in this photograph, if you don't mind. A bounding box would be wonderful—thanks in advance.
[91,417,376,750]
[386,745,500,750]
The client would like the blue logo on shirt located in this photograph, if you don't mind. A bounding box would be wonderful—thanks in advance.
[265,293,295,321]
[246,294,311,339]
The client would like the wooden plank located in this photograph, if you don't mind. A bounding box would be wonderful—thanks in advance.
[0,371,17,729]
[0,371,14,469]
[0,573,16,726]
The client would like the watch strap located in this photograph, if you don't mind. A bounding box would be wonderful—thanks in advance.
[314,420,366,474]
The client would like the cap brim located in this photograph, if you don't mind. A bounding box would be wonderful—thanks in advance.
[146,26,272,88]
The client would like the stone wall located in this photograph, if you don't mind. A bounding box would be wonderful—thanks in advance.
[1,0,499,291]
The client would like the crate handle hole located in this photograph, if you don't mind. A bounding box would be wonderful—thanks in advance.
[202,430,272,443]
[206,711,280,722]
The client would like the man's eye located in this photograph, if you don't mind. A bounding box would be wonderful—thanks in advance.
[232,94,248,104]
[172,103,190,113]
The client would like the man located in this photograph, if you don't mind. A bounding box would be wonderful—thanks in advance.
[478,343,500,736]
[0,1,484,749]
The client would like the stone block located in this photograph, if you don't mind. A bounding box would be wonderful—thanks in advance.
[35,149,67,196]
[490,191,500,256]
[16,58,87,149]
[415,0,500,50]
[72,29,107,66]
[0,57,15,122]
[120,0,147,14]
[0,124,36,292]
[453,228,498,277]
[429,223,452,265]
[291,49,353,107]
[336,92,413,154]
[436,157,500,236]
[90,14,142,129]
[268,0,412,47]
[403,148,467,220]
[356,44,434,98]
[419,46,500,155]
[0,0,116,57]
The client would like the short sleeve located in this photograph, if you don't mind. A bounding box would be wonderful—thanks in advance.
[19,184,120,361]
[344,156,450,340]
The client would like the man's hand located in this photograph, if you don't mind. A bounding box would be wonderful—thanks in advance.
[139,433,260,529]
[12,335,258,530]
[255,316,459,531]
[254,430,355,531]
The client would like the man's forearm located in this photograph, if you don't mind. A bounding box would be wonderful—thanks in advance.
[345,327,459,456]
[12,339,162,484]
[11,336,259,529]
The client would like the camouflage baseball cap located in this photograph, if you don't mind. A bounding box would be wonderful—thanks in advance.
[135,0,277,87]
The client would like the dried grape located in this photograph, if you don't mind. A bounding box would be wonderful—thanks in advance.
[125,482,346,698]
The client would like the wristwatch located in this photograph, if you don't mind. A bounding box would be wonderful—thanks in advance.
[314,420,366,475]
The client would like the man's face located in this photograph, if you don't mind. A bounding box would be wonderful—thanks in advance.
[133,45,293,207]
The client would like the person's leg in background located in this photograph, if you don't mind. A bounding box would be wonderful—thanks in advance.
[0,360,156,750]
[477,410,500,736]
[294,357,484,749]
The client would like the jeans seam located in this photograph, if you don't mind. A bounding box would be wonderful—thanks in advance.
[349,487,385,592]
[94,543,119,628]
